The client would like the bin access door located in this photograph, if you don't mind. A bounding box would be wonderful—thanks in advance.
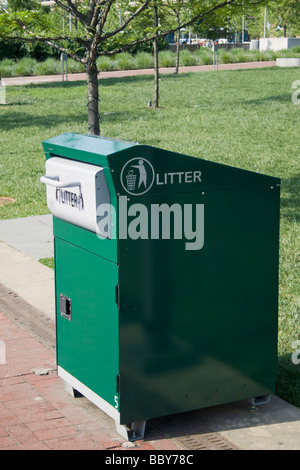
[55,237,119,416]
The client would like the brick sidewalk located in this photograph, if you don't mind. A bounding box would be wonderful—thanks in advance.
[0,312,181,450]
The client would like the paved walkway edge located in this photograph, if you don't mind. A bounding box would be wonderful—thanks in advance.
[0,241,55,321]
[2,61,277,86]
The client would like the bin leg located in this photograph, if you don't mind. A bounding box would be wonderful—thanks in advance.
[63,380,83,398]
[116,420,146,442]
[249,394,271,406]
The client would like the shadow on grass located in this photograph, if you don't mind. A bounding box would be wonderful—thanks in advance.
[0,111,86,130]
[100,105,160,123]
[19,74,155,89]
[0,102,31,106]
[280,174,300,223]
[23,80,86,89]
[99,74,154,86]
[277,353,300,409]
[0,105,148,130]
[243,94,292,105]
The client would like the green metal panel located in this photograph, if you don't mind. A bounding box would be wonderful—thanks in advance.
[107,145,280,196]
[53,215,118,264]
[118,186,280,424]
[42,133,137,165]
[55,237,119,409]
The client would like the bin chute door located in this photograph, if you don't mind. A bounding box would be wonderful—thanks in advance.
[41,157,110,237]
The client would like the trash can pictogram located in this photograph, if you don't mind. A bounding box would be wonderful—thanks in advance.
[126,170,136,191]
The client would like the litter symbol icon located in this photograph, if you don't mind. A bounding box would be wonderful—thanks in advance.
[126,170,137,191]
[121,158,155,196]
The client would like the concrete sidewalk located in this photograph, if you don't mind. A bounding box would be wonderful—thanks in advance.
[0,215,55,321]
[1,215,300,450]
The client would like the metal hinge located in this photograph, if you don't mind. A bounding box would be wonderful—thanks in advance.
[115,284,120,309]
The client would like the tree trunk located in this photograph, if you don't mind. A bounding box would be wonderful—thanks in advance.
[153,37,159,108]
[153,2,159,108]
[86,62,100,135]
[175,14,180,74]
[175,34,180,74]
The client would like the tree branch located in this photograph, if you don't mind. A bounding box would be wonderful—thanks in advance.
[86,0,108,25]
[54,0,88,27]
[99,0,152,43]
[3,34,86,62]
[100,0,235,49]
[98,0,114,32]
[100,0,266,50]
[89,0,102,31]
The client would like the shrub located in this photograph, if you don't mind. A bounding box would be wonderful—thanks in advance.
[179,49,198,66]
[67,59,85,73]
[258,50,274,62]
[0,59,17,77]
[158,50,176,67]
[219,50,231,64]
[0,58,15,66]
[197,50,213,65]
[281,47,300,58]
[248,49,261,62]
[15,57,37,77]
[269,50,280,60]
[33,58,60,76]
[245,52,258,62]
[235,50,249,63]
[97,56,116,71]
[135,52,153,69]
[275,49,288,59]
[224,48,239,63]
[114,52,136,70]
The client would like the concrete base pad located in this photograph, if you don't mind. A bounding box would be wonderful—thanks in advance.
[276,58,300,67]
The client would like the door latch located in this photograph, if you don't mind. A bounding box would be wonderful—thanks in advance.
[60,294,72,321]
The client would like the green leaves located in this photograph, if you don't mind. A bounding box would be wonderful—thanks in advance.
[268,0,300,36]
[7,0,42,13]
[0,9,53,37]
[2,0,298,65]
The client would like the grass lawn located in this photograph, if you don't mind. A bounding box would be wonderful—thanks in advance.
[0,66,299,406]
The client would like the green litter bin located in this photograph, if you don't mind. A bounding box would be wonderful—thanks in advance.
[41,132,280,441]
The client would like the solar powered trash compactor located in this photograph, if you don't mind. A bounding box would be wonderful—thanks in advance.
[40,133,280,441]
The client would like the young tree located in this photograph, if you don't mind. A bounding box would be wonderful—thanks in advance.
[0,0,267,135]
[153,0,160,107]
[162,0,189,73]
